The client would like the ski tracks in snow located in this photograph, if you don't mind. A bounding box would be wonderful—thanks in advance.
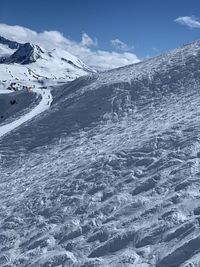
[0,88,53,138]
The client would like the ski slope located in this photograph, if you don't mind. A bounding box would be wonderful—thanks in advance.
[0,88,52,138]
[2,40,200,267]
[0,89,12,94]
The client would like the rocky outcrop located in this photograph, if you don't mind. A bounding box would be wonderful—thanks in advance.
[4,43,44,64]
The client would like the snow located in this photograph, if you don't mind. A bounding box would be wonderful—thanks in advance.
[0,41,92,91]
[1,40,200,266]
[0,89,12,94]
[0,87,52,138]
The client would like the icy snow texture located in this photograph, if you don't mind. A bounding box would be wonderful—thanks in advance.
[1,41,200,266]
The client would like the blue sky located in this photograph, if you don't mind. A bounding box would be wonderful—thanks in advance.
[1,0,200,68]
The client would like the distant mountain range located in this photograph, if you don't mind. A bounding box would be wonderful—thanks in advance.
[0,35,94,90]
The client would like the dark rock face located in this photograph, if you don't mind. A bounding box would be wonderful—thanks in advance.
[0,35,23,50]
[4,43,44,64]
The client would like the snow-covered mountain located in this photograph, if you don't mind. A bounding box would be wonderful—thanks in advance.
[1,40,200,266]
[0,36,93,91]
[2,43,44,64]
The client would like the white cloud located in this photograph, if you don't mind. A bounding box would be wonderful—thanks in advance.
[83,51,139,70]
[110,38,134,51]
[81,32,97,47]
[0,24,140,70]
[175,16,200,29]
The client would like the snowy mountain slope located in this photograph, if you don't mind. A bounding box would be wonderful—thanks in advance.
[0,89,41,125]
[0,88,52,138]
[1,40,200,266]
[0,36,93,90]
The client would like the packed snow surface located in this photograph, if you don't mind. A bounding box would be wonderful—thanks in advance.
[1,40,200,266]
[0,88,52,138]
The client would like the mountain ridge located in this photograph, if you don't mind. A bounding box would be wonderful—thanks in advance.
[0,36,94,90]
[0,35,23,50]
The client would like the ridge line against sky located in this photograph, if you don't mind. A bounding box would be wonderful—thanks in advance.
[1,0,200,70]
[0,23,140,70]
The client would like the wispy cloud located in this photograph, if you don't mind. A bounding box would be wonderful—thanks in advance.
[175,16,200,29]
[0,24,140,70]
[110,38,134,51]
[81,32,98,47]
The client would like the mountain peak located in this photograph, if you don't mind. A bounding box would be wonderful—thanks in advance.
[0,36,92,88]
[5,42,44,64]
